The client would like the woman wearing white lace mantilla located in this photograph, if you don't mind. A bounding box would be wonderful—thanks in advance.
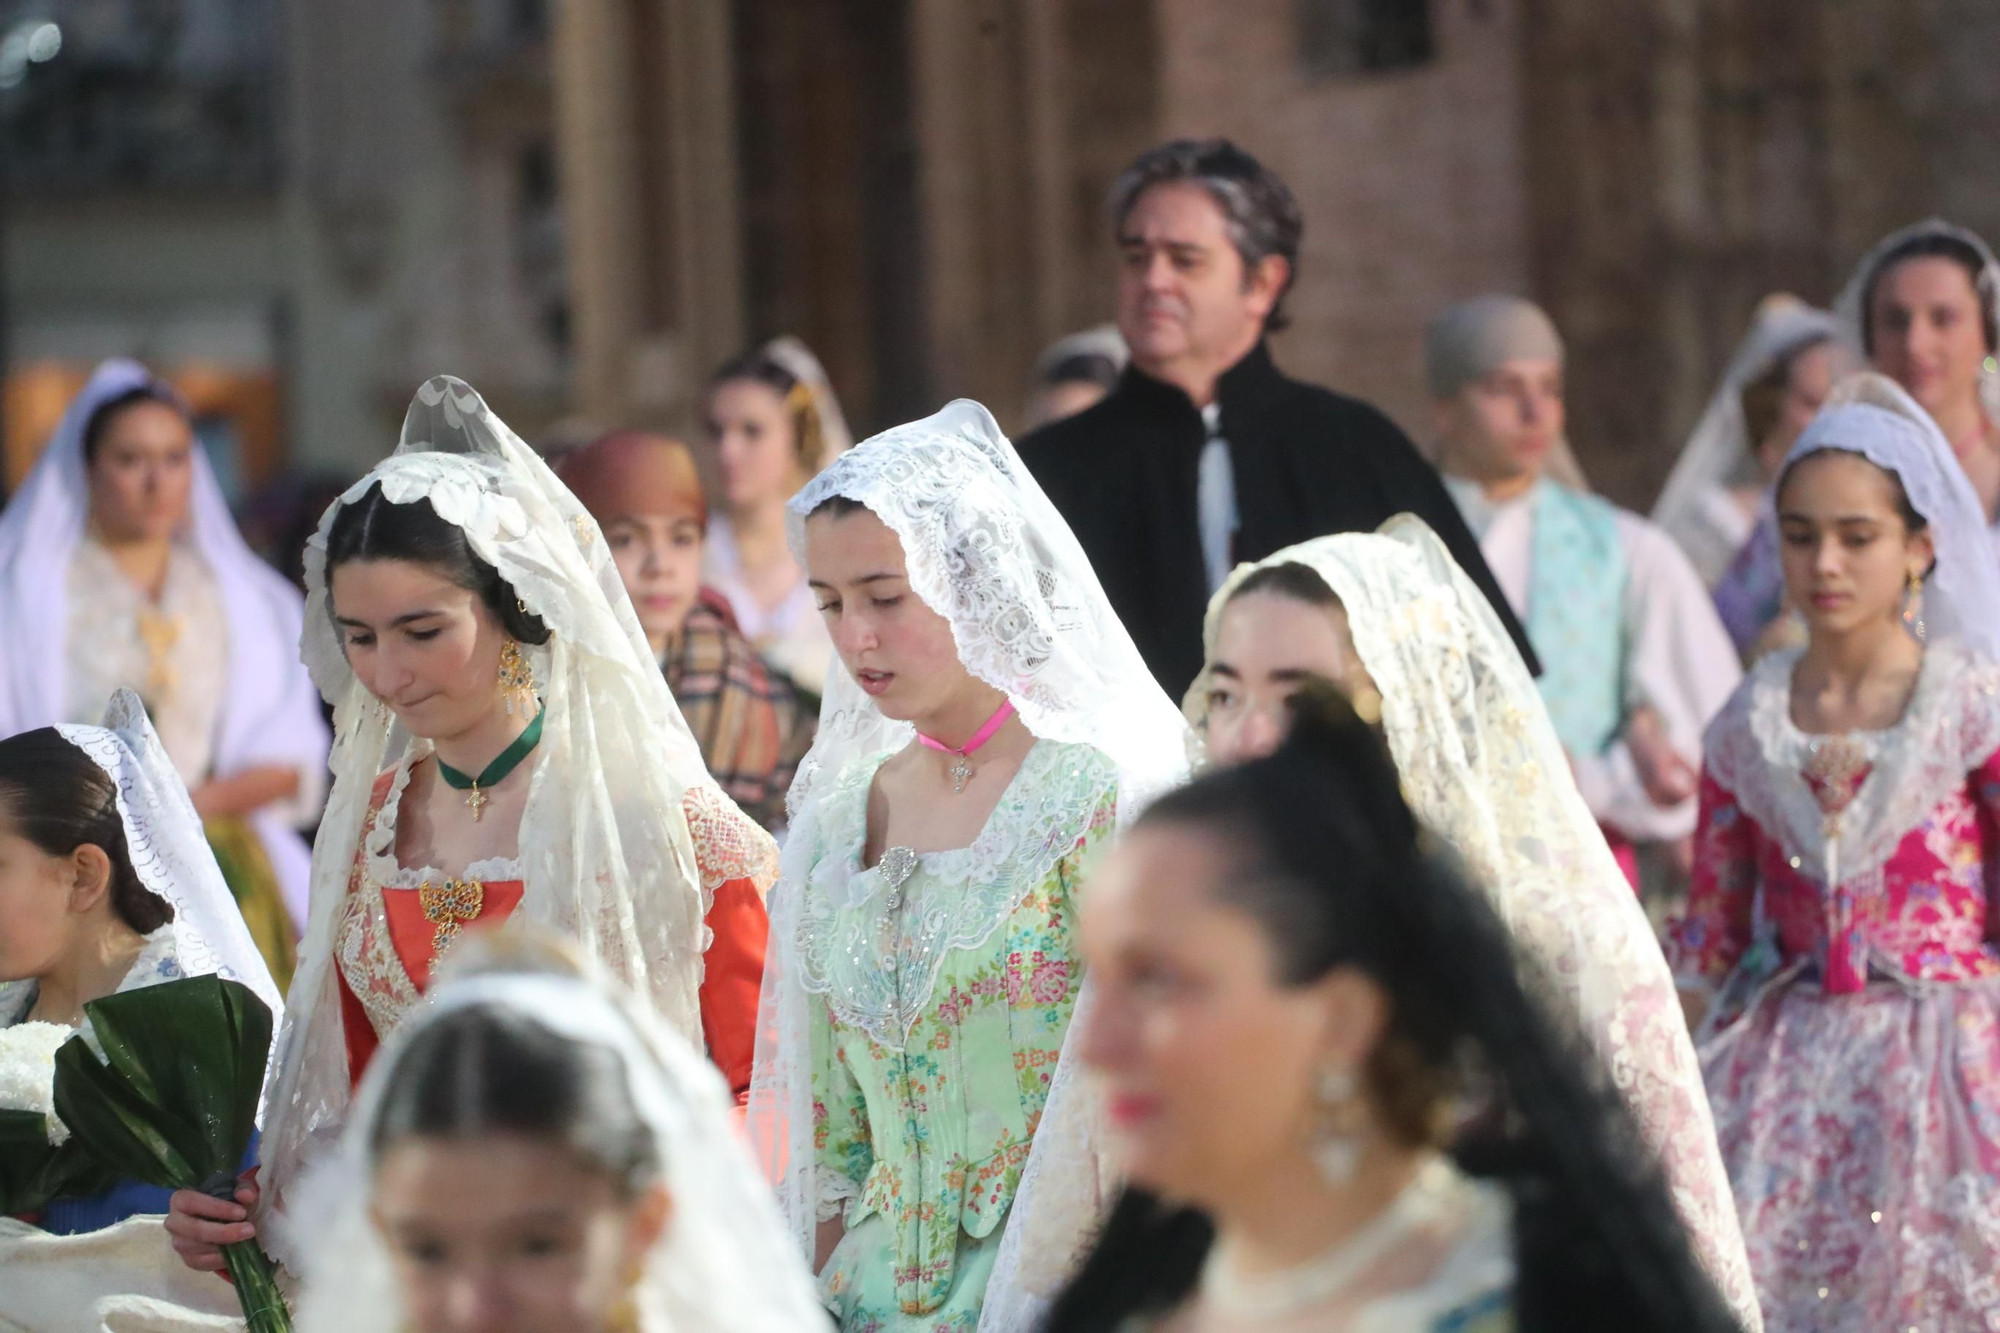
[746,400,1189,1330]
[0,360,330,991]
[1669,373,2000,1331]
[162,376,771,1278]
[0,691,281,1330]
[984,516,1761,1332]
[290,934,825,1333]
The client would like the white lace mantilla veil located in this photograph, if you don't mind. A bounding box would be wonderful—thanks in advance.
[1833,217,2000,429]
[986,516,1767,1333]
[745,399,1191,1264]
[0,358,330,924]
[1652,296,1843,566]
[258,377,712,1266]
[1775,373,2000,659]
[0,689,284,1029]
[291,967,828,1333]
[762,335,855,463]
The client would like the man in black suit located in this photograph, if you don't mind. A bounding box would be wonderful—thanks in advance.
[1017,138,1534,700]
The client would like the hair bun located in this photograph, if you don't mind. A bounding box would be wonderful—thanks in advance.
[1277,679,1420,856]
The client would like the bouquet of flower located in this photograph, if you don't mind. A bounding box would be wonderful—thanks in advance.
[52,977,293,1332]
[0,1021,108,1214]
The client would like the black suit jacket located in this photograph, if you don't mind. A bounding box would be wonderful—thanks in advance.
[1017,342,1538,700]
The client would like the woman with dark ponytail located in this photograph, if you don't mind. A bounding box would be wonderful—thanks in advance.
[1045,687,1739,1332]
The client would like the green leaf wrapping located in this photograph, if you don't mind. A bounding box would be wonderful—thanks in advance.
[0,1109,110,1216]
[49,977,293,1332]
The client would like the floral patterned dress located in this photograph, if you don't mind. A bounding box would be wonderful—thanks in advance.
[804,740,1118,1332]
[1669,640,2000,1332]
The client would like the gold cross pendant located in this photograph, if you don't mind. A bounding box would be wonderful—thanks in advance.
[464,782,488,822]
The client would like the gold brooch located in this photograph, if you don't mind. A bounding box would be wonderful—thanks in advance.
[418,877,485,953]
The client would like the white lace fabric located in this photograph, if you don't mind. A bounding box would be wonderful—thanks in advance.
[0,691,284,1038]
[798,740,1116,1049]
[747,399,1191,1275]
[261,377,731,1263]
[290,968,828,1333]
[1154,517,1760,1331]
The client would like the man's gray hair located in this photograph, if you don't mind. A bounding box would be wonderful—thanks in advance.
[1108,138,1305,332]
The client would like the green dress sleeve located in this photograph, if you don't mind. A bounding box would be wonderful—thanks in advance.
[811,992,872,1218]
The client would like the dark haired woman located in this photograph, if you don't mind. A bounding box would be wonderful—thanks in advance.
[0,359,330,990]
[748,400,1189,1330]
[0,691,280,1240]
[703,337,851,696]
[1671,374,2000,1330]
[989,516,1759,1333]
[1041,688,1739,1333]
[1652,297,1852,661]
[1837,219,2000,548]
[290,931,824,1331]
[163,377,733,1280]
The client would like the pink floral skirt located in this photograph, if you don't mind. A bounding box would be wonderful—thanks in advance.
[1698,973,2000,1332]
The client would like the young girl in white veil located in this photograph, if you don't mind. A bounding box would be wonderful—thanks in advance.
[748,399,1188,1330]
[984,516,1762,1333]
[1670,372,2000,1330]
[164,376,764,1277]
[290,933,824,1333]
[0,690,281,1328]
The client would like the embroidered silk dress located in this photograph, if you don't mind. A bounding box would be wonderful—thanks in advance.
[805,740,1118,1331]
[1669,640,2000,1332]
[334,746,775,1096]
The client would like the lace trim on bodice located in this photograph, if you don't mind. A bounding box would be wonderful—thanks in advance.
[796,739,1117,1048]
[363,745,524,887]
[1708,639,2000,886]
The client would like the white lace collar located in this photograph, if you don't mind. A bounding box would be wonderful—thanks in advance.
[1710,637,2000,884]
[794,738,1115,1048]
[365,744,525,889]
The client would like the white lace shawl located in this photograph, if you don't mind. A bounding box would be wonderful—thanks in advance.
[290,969,828,1333]
[1701,638,2000,952]
[259,378,713,1264]
[746,399,1191,1267]
[982,516,1764,1333]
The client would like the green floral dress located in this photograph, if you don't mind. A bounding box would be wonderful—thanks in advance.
[805,739,1119,1331]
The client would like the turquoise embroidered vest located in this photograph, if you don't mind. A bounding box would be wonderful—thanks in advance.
[1527,480,1629,758]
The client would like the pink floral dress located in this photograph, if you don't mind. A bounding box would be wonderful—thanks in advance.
[1670,639,2000,1332]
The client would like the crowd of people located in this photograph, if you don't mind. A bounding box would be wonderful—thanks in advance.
[0,135,1996,1333]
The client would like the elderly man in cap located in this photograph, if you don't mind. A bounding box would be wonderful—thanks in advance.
[1430,295,1740,875]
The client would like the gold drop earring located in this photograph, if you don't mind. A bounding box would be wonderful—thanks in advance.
[497,639,538,715]
[1902,568,1927,644]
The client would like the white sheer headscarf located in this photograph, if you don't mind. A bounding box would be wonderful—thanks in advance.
[1652,296,1844,584]
[0,359,330,925]
[291,963,827,1332]
[1778,372,2000,659]
[985,517,1764,1332]
[259,377,710,1262]
[1834,217,2000,430]
[0,689,284,1029]
[746,398,1191,1259]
